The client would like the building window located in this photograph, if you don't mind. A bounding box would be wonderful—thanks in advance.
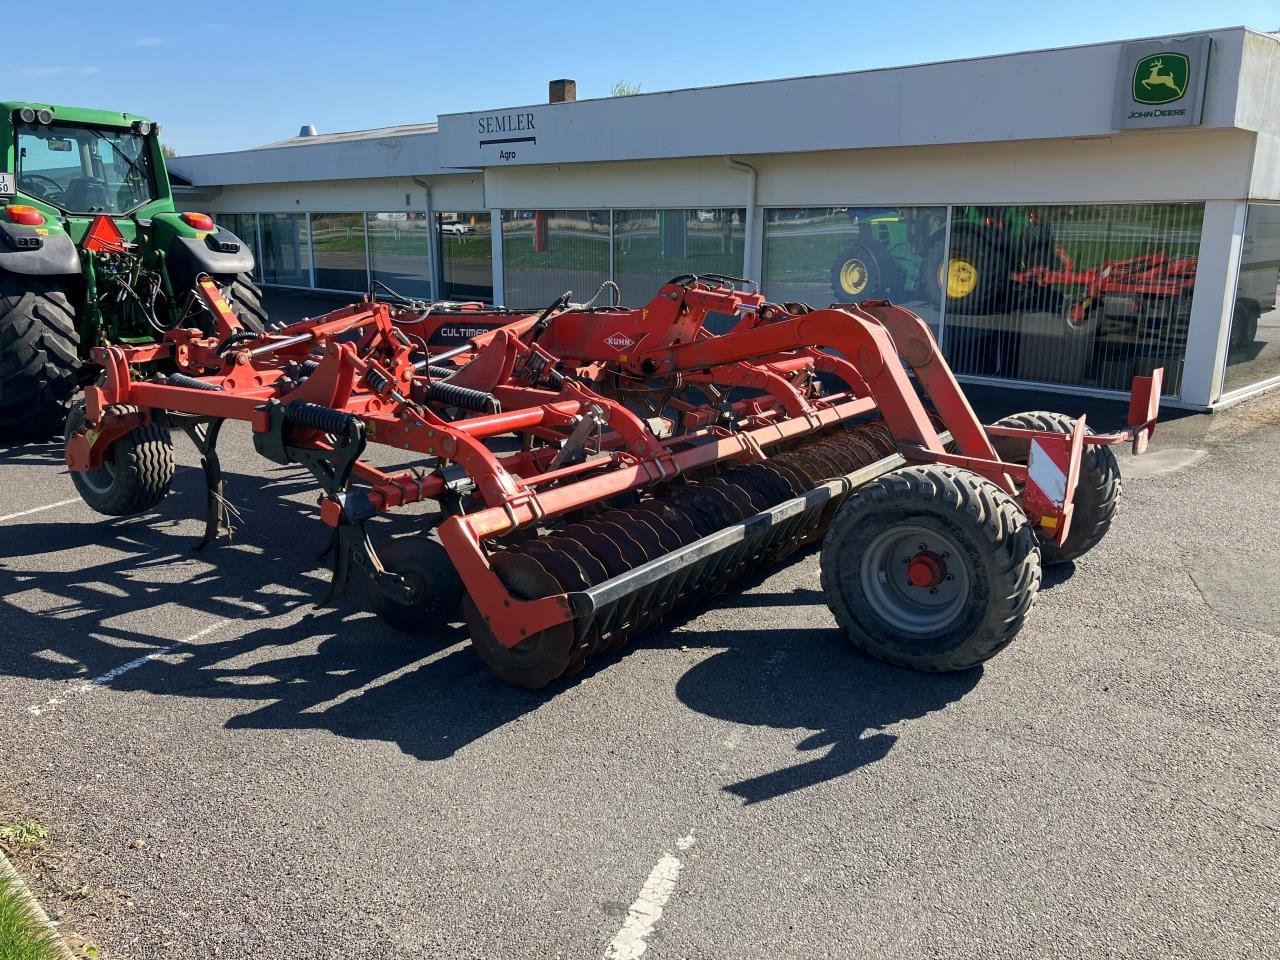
[260,213,311,287]
[309,213,368,292]
[612,209,745,305]
[1222,202,1280,396]
[501,210,610,308]
[438,211,493,302]
[366,212,432,299]
[762,207,947,338]
[939,203,1201,396]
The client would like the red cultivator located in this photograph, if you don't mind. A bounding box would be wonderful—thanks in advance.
[65,274,1161,688]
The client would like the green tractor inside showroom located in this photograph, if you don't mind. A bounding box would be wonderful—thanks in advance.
[0,101,265,441]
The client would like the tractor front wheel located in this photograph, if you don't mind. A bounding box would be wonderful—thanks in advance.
[830,241,899,303]
[991,411,1121,565]
[226,274,268,332]
[821,464,1041,672]
[0,275,80,441]
[934,234,1003,314]
[65,401,175,516]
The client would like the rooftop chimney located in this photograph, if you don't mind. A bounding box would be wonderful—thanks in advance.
[548,79,576,104]
[298,123,318,137]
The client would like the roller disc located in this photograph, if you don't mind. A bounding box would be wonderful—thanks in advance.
[829,430,884,467]
[520,540,594,674]
[754,460,809,499]
[720,467,777,512]
[664,490,721,536]
[855,420,897,456]
[594,519,661,645]
[602,510,667,557]
[806,438,862,475]
[465,551,575,689]
[634,500,700,545]
[701,476,757,519]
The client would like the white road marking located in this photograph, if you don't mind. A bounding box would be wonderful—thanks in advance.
[603,834,695,960]
[0,497,81,524]
[88,620,229,686]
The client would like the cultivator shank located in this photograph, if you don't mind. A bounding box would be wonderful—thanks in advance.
[66,276,1161,687]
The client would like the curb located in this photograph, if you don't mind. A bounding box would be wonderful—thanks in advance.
[0,849,76,960]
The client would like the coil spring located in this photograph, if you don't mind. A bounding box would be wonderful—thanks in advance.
[166,373,223,392]
[427,365,457,380]
[285,400,356,435]
[428,380,501,414]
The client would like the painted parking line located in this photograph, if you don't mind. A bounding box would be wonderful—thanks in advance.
[0,497,82,524]
[603,833,696,960]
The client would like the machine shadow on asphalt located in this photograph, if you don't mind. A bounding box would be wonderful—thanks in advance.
[1,460,984,792]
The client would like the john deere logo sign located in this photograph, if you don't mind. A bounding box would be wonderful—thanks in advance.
[1132,53,1189,105]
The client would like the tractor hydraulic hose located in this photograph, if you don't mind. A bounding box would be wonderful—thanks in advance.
[215,330,261,356]
[428,380,501,414]
[165,373,224,392]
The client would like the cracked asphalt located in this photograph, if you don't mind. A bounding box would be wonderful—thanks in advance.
[1,291,1277,959]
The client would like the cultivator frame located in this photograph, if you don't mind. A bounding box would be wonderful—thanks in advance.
[65,275,1162,687]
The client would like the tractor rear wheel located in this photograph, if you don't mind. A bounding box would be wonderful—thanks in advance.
[65,401,175,516]
[821,464,1040,672]
[0,275,80,441]
[226,274,268,332]
[991,411,1121,565]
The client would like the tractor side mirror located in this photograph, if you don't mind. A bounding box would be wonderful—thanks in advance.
[47,139,73,152]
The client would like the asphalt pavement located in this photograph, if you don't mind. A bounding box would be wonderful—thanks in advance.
[0,296,1277,959]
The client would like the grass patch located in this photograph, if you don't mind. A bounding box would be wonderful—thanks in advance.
[0,825,47,853]
[0,872,63,960]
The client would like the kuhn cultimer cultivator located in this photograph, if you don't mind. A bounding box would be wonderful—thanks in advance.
[65,275,1161,688]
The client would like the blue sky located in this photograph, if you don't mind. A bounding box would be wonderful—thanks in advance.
[6,0,1276,156]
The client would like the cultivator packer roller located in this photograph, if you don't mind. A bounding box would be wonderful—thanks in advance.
[65,275,1162,688]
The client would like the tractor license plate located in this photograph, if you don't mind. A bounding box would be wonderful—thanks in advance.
[0,173,14,196]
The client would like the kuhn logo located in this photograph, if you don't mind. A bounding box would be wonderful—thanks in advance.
[604,332,635,351]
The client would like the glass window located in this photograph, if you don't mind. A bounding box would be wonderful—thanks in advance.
[310,213,368,292]
[1222,203,1280,395]
[502,210,609,308]
[213,214,260,274]
[938,203,1201,396]
[260,213,311,287]
[612,209,745,304]
[367,212,432,299]
[17,122,158,215]
[763,207,947,338]
[439,211,493,302]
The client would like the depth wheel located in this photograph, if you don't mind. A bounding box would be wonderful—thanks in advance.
[65,401,175,516]
[366,537,464,633]
[991,411,1120,565]
[464,551,574,689]
[821,464,1040,672]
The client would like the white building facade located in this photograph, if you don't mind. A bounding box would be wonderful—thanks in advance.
[171,27,1280,410]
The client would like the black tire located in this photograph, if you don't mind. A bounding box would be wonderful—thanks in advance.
[821,464,1041,672]
[366,537,464,633]
[0,275,80,441]
[65,401,175,516]
[830,240,901,303]
[225,274,267,332]
[940,232,1005,315]
[1230,301,1259,347]
[990,411,1120,565]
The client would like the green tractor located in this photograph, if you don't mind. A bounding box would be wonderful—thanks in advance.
[0,101,266,441]
[830,206,1062,315]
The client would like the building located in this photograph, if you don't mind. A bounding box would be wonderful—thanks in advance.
[170,27,1280,410]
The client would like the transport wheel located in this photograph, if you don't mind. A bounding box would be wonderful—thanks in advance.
[830,241,899,303]
[0,274,80,441]
[226,274,268,332]
[821,464,1040,672]
[65,401,175,516]
[991,411,1120,565]
[464,551,575,689]
[366,537,464,633]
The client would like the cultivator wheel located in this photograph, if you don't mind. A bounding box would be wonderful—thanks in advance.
[991,411,1121,565]
[64,401,174,516]
[366,537,464,633]
[820,463,1041,672]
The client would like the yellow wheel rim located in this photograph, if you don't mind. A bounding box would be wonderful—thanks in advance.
[839,259,869,296]
[944,258,979,299]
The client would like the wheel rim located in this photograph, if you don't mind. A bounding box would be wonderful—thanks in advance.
[945,258,978,298]
[859,523,970,633]
[79,448,117,496]
[839,259,869,296]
